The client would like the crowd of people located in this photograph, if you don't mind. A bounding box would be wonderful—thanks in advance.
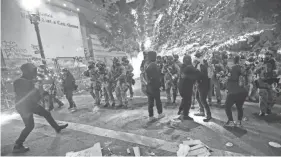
[139,50,280,125]
[11,49,280,153]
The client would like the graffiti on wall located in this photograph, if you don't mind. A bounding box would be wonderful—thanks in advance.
[31,44,40,54]
[1,40,32,59]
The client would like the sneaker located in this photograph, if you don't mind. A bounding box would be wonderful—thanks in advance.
[111,102,115,107]
[194,112,205,117]
[48,106,54,112]
[158,113,165,119]
[71,107,77,112]
[13,144,30,153]
[266,109,272,115]
[104,103,110,107]
[235,121,243,127]
[68,107,73,110]
[203,116,212,122]
[259,112,265,116]
[217,100,221,105]
[224,121,235,127]
[148,117,157,122]
[183,116,193,121]
[177,110,182,115]
[56,124,68,133]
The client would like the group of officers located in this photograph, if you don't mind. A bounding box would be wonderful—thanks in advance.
[83,56,135,109]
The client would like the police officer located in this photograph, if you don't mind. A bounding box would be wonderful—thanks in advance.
[156,56,165,90]
[112,57,128,108]
[173,54,182,68]
[256,63,278,116]
[122,56,134,100]
[98,62,115,107]
[89,62,102,107]
[162,56,180,104]
[37,65,64,111]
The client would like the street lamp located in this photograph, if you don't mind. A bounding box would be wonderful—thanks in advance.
[21,0,46,65]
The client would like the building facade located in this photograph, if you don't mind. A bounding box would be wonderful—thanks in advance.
[1,0,126,67]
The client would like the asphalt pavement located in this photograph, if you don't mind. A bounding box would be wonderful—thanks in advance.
[1,84,281,156]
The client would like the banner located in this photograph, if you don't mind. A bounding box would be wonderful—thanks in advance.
[1,0,84,61]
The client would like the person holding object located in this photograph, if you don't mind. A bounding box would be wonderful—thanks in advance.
[145,51,165,122]
[178,55,202,120]
[13,63,68,154]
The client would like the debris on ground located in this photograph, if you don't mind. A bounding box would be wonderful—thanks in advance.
[66,142,102,157]
[243,117,248,121]
[127,148,131,154]
[177,138,211,156]
[225,142,233,147]
[147,152,155,156]
[177,144,190,157]
[170,118,181,128]
[268,141,281,148]
[133,147,141,157]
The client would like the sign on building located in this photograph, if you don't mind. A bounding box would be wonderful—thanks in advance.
[1,0,84,61]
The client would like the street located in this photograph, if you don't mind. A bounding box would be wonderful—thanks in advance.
[1,85,281,156]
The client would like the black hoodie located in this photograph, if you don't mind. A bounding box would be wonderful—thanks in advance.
[145,51,161,90]
[13,63,42,113]
[178,55,202,96]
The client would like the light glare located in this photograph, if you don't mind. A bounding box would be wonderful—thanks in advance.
[21,0,42,11]
[144,38,151,50]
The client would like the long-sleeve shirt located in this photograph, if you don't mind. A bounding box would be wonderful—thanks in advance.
[227,64,247,94]
[145,62,161,89]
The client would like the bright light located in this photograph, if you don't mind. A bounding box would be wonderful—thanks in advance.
[131,9,136,15]
[131,52,143,79]
[144,38,152,50]
[63,3,66,7]
[21,0,42,11]
[76,8,80,11]
[1,113,20,126]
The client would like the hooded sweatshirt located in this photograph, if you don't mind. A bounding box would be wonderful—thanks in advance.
[13,63,42,113]
[178,55,202,96]
[145,51,161,90]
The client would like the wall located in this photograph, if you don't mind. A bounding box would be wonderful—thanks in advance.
[1,0,84,62]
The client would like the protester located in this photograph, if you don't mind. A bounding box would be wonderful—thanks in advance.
[224,56,248,127]
[178,55,202,120]
[13,63,68,153]
[210,57,223,105]
[194,59,212,122]
[61,68,78,112]
[145,51,165,122]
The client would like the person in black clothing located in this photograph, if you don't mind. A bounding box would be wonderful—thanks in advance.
[61,68,77,112]
[224,56,248,127]
[13,63,68,153]
[194,61,212,122]
[178,55,202,120]
[145,51,165,122]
